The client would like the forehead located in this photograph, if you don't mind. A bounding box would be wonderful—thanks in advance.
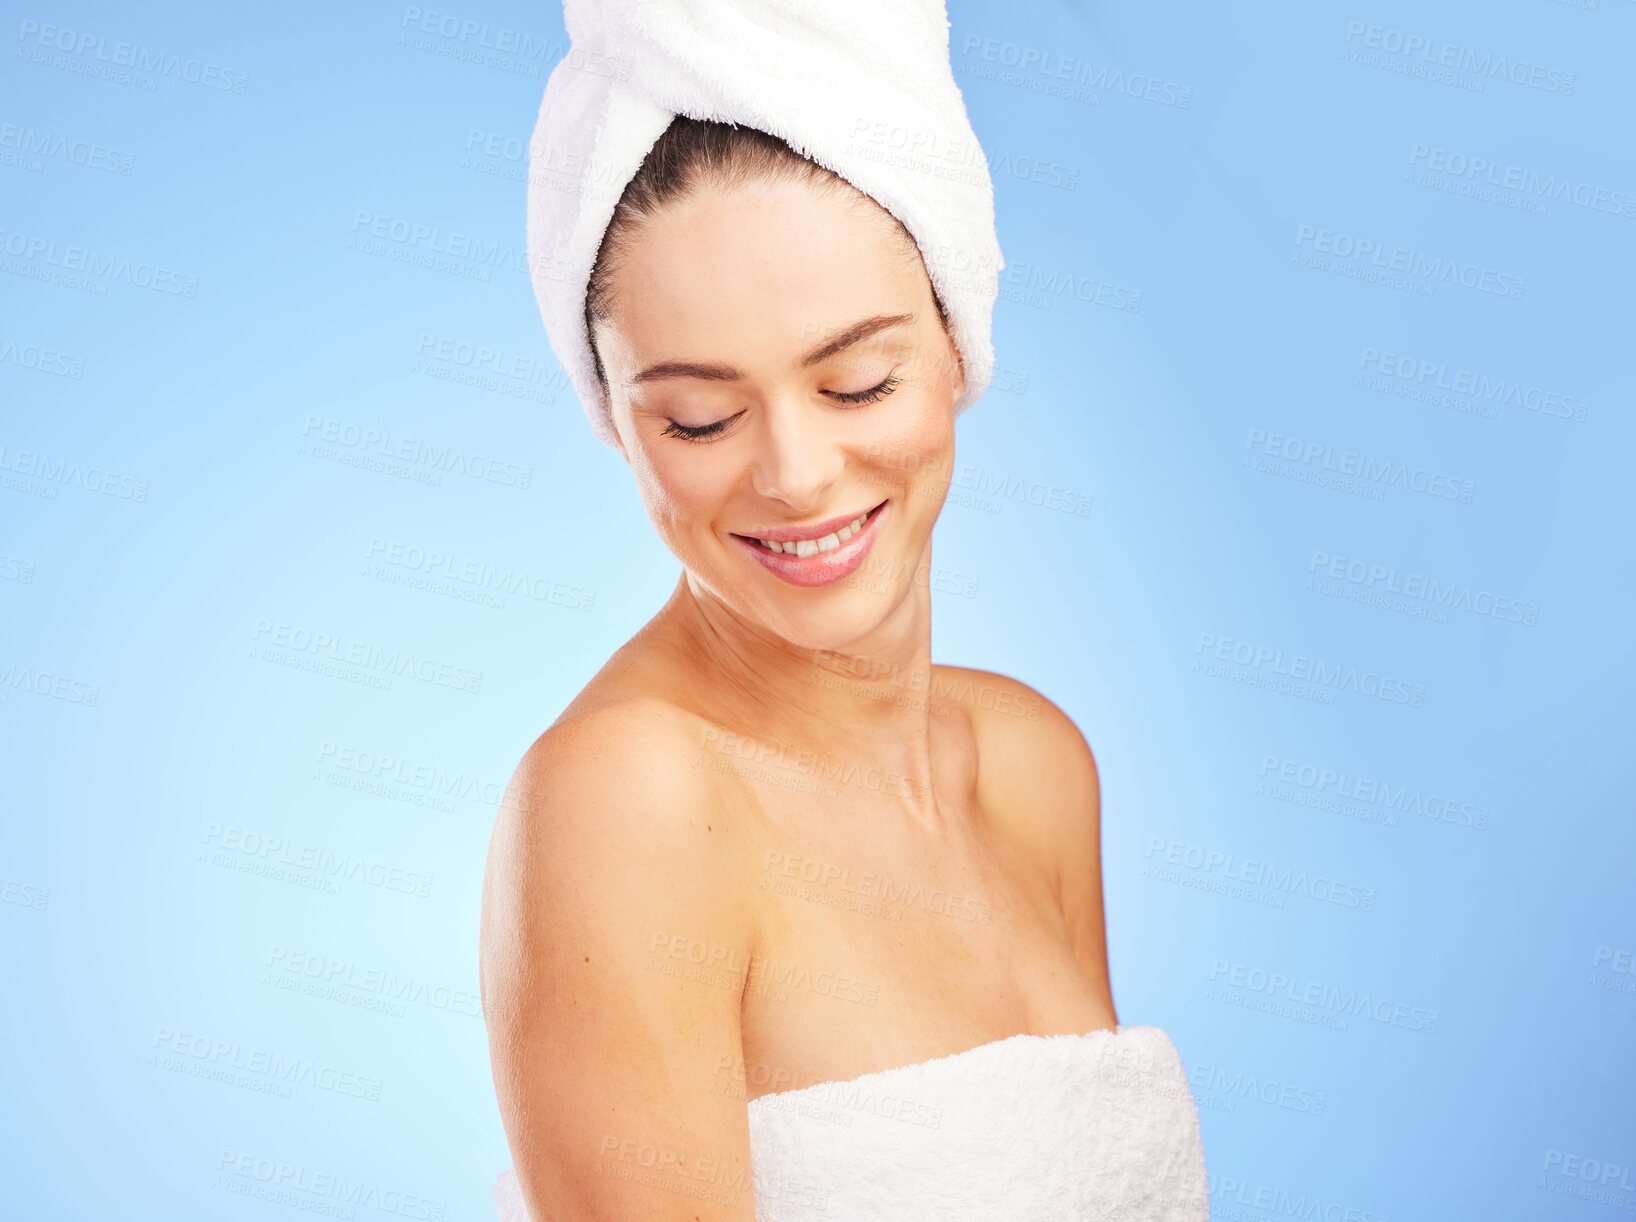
[600,178,927,365]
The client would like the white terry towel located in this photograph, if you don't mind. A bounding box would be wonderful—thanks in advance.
[526,0,1004,449]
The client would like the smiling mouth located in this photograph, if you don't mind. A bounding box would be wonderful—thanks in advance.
[733,499,889,558]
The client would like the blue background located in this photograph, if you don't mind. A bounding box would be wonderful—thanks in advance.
[3,0,1632,1218]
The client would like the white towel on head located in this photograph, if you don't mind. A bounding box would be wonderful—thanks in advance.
[526,0,1004,450]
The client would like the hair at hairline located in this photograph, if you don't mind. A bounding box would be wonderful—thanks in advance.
[583,116,952,391]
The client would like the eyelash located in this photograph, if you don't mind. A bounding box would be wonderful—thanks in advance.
[661,373,904,443]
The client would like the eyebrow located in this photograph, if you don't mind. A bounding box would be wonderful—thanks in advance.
[627,312,915,386]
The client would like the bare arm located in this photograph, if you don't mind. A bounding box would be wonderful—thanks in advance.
[480,701,760,1222]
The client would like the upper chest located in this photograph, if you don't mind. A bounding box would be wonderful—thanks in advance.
[725,725,1114,1102]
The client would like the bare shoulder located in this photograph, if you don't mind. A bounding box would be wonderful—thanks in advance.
[478,695,760,1219]
[933,665,1110,993]
[480,695,748,993]
[931,664,1101,849]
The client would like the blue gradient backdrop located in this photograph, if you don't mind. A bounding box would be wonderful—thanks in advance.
[2,1,1632,1219]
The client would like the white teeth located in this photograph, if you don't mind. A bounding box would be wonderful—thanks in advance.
[753,507,873,556]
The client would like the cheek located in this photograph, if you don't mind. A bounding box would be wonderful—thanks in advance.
[872,382,956,488]
[632,448,727,547]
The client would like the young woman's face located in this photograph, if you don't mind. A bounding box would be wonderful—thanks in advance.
[593,176,966,651]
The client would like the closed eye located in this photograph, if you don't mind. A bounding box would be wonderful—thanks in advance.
[662,411,745,442]
[660,372,903,442]
[826,373,902,405]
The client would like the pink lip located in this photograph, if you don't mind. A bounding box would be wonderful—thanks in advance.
[731,499,889,588]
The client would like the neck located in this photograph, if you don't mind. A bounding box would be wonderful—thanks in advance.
[656,566,948,820]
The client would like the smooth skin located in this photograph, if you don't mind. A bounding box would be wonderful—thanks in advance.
[479,175,1116,1222]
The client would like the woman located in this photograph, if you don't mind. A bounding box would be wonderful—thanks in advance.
[483,6,1208,1221]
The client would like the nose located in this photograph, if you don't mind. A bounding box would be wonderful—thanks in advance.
[748,394,845,511]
